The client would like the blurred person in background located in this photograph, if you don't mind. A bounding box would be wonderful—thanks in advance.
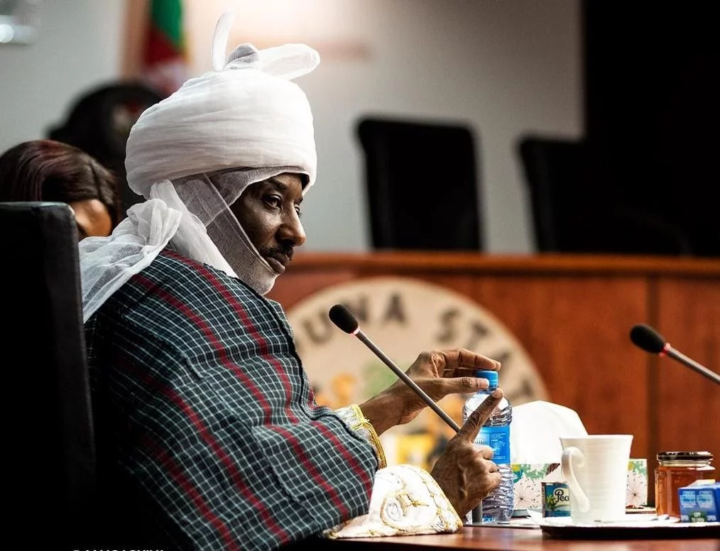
[0,139,122,239]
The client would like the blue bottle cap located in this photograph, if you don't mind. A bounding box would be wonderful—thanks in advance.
[475,369,498,388]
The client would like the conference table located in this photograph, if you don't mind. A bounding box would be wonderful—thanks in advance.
[318,523,720,550]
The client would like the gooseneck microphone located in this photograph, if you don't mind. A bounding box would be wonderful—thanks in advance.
[328,304,461,432]
[630,324,720,386]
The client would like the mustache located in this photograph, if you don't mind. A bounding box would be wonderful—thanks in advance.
[260,245,294,262]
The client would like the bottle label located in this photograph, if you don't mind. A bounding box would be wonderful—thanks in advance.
[475,425,510,464]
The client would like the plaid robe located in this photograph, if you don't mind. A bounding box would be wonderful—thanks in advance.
[85,249,377,550]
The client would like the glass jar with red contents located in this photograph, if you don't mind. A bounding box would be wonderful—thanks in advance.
[655,451,715,517]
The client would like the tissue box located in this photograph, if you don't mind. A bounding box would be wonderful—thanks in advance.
[678,481,720,522]
[626,459,648,508]
[512,463,562,510]
[511,459,648,510]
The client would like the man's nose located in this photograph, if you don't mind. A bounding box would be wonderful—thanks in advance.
[279,210,306,247]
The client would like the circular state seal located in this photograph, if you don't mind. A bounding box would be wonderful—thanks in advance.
[286,276,548,470]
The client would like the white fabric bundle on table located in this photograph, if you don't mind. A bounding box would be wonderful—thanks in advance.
[510,400,588,464]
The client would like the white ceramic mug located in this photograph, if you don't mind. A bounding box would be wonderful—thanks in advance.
[560,435,633,522]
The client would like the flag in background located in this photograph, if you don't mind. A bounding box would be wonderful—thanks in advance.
[143,0,188,97]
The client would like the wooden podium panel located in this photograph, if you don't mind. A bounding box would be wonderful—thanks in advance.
[269,253,720,502]
[656,279,720,466]
[466,274,649,452]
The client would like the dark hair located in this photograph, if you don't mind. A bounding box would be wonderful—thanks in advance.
[0,139,122,227]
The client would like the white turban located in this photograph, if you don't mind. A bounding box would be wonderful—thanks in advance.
[80,11,320,321]
[126,39,319,197]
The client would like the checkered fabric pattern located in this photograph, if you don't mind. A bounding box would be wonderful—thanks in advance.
[86,249,378,550]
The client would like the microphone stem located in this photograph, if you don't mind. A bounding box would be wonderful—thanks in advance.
[667,348,720,385]
[355,331,461,433]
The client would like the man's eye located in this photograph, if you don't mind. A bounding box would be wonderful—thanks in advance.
[295,205,303,217]
[265,195,282,208]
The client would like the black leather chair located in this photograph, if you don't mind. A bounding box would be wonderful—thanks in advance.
[357,117,483,251]
[0,202,96,547]
[517,136,692,255]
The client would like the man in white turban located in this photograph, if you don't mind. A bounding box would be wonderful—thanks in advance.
[80,12,504,551]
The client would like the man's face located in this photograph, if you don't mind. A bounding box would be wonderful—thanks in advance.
[231,172,306,275]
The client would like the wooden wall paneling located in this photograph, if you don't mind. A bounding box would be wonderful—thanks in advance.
[269,269,358,309]
[407,274,477,302]
[655,277,720,475]
[270,253,720,492]
[467,275,650,462]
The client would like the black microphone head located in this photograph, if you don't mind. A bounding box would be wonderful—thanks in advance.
[630,324,667,354]
[329,304,359,334]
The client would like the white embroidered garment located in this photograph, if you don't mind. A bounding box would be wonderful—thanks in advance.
[335,405,387,469]
[332,405,463,538]
[324,465,463,538]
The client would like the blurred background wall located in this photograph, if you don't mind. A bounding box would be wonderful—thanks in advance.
[0,0,582,253]
[0,0,125,152]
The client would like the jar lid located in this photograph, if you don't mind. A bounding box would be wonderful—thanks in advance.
[657,451,713,461]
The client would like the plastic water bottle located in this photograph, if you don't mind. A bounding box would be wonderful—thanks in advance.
[462,369,513,523]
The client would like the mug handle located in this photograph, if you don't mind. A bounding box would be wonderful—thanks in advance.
[561,446,590,513]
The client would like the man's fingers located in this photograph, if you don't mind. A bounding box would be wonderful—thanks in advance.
[456,388,504,442]
[477,445,495,461]
[440,348,501,373]
[420,375,492,402]
[438,376,489,397]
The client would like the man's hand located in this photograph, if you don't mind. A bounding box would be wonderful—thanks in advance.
[359,348,500,435]
[430,388,504,517]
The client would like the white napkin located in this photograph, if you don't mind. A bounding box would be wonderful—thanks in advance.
[510,400,587,464]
